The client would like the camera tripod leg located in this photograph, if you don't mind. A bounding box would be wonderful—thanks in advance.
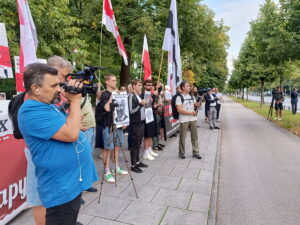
[119,144,138,199]
[114,148,117,188]
[114,126,138,199]
[98,150,109,204]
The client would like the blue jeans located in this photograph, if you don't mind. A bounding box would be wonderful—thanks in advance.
[83,128,95,153]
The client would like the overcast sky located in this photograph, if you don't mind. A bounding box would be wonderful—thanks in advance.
[202,0,270,73]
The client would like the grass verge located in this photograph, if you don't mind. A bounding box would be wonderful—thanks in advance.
[231,97,300,137]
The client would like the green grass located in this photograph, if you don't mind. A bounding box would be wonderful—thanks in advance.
[231,97,300,137]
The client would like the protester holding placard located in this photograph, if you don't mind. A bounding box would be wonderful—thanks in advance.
[142,79,159,160]
[95,74,128,183]
[128,79,148,173]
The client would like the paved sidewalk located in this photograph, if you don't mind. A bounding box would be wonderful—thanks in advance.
[8,113,220,225]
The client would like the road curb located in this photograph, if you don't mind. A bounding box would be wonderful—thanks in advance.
[207,119,222,225]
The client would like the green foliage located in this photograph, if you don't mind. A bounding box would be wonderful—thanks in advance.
[0,0,229,91]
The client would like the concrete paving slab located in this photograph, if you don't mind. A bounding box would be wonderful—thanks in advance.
[82,196,131,220]
[178,178,212,195]
[188,193,210,213]
[170,167,201,179]
[151,188,192,209]
[117,201,166,225]
[88,217,132,225]
[160,207,207,225]
[147,174,182,189]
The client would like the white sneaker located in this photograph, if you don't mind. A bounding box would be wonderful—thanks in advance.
[149,148,159,157]
[274,117,278,120]
[143,150,155,160]
[104,173,115,183]
[278,118,282,121]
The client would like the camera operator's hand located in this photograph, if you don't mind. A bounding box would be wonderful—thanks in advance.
[62,79,83,102]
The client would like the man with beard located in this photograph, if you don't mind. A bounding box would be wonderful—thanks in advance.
[18,63,98,225]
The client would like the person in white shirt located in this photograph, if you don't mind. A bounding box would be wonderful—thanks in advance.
[205,89,220,130]
[176,80,202,159]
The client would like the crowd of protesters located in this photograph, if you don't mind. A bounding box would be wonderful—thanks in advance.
[16,56,223,225]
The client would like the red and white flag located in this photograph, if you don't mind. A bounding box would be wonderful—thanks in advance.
[16,0,38,91]
[102,0,128,65]
[0,23,13,79]
[142,35,152,80]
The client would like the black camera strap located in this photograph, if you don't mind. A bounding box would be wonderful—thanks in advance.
[81,95,88,109]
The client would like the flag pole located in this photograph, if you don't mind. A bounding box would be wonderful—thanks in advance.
[97,22,105,90]
[157,50,165,84]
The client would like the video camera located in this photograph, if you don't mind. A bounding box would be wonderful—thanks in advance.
[198,88,209,96]
[272,88,278,99]
[59,66,104,95]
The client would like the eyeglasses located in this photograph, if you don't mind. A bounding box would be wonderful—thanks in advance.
[145,84,153,86]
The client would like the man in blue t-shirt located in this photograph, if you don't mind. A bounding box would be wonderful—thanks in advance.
[18,63,98,225]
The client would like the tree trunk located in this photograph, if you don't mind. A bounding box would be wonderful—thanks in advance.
[260,78,265,107]
[280,74,283,89]
[120,37,132,87]
[246,88,249,102]
[242,87,245,100]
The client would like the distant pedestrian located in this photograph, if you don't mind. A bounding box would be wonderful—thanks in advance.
[291,88,298,115]
[274,87,284,121]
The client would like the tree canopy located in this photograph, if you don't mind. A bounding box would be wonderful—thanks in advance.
[0,0,229,92]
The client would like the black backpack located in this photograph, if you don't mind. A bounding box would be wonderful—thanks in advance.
[171,93,184,120]
[8,92,26,139]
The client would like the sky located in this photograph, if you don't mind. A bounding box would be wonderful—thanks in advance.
[201,0,269,73]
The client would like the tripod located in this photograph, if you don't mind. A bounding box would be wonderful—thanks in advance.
[267,97,275,121]
[98,125,138,204]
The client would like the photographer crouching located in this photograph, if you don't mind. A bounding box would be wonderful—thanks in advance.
[18,63,98,225]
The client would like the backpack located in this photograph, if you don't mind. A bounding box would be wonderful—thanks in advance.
[171,93,184,120]
[8,92,26,139]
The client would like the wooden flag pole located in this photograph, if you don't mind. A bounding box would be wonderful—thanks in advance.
[157,50,165,84]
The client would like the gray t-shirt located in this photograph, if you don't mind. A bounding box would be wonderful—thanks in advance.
[175,94,197,123]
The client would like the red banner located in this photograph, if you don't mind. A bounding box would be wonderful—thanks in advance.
[0,101,27,224]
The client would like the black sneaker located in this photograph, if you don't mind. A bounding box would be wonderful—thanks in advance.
[159,144,165,147]
[85,187,98,192]
[179,154,186,159]
[136,162,148,168]
[209,127,213,130]
[131,166,143,173]
[214,127,220,129]
[80,198,85,205]
[157,146,163,151]
[192,154,202,159]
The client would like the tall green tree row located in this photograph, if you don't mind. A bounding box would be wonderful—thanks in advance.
[0,0,229,91]
[229,0,300,105]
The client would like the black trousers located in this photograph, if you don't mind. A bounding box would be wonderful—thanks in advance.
[129,123,144,165]
[205,103,209,118]
[216,104,221,120]
[291,102,297,114]
[46,193,82,225]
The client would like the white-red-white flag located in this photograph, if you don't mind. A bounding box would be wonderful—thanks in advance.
[17,0,38,72]
[142,35,152,80]
[102,0,128,66]
[162,0,182,95]
[16,0,38,92]
[0,23,13,79]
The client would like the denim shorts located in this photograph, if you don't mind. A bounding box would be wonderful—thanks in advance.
[24,148,43,206]
[101,126,124,150]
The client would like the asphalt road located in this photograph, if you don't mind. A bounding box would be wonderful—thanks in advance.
[216,98,300,225]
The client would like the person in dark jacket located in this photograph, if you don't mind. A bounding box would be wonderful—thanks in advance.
[128,79,148,173]
[291,88,299,115]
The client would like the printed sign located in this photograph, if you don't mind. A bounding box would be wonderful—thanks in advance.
[112,92,130,128]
